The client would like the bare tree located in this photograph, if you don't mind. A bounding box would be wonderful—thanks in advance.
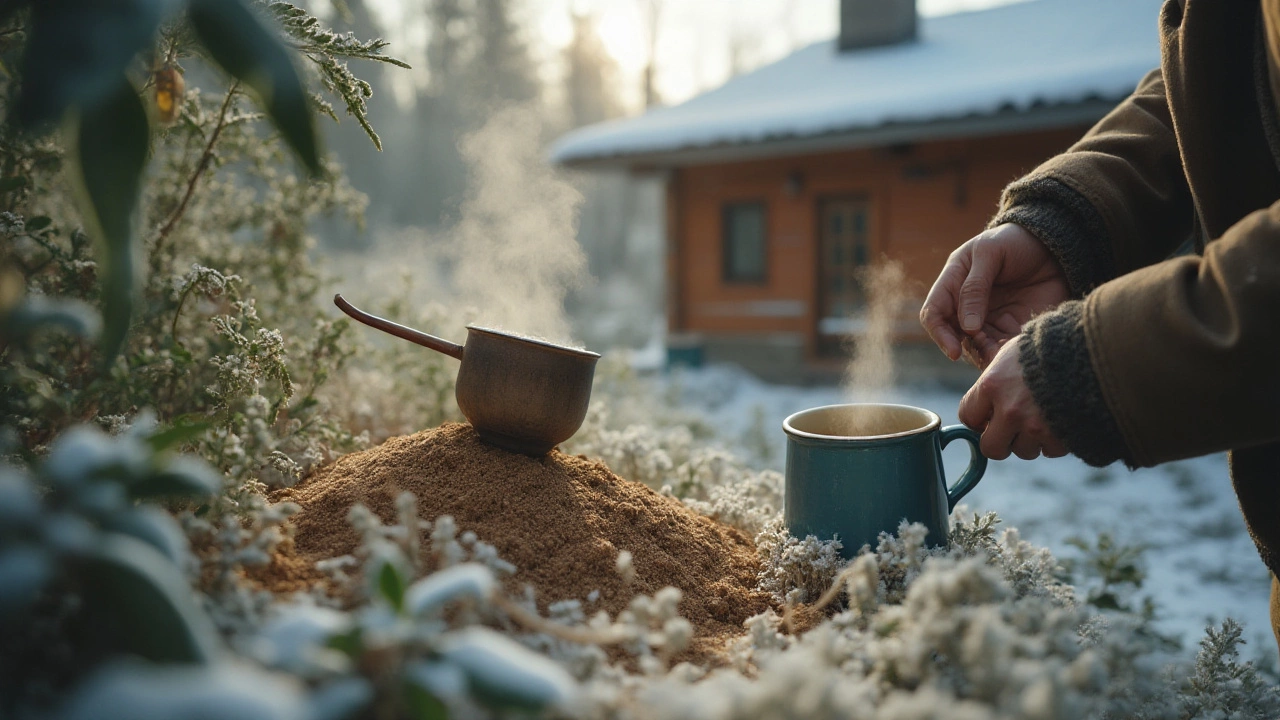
[427,0,467,89]
[563,11,623,128]
[469,0,538,103]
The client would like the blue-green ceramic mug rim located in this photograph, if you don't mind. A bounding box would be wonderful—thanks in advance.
[782,403,942,444]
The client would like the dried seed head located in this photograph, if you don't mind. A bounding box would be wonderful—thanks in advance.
[615,549,635,584]
[154,65,185,125]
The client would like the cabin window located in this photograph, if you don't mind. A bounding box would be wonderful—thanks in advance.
[722,202,768,283]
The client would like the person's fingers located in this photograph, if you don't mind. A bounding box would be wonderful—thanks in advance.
[958,377,994,431]
[1021,413,1066,458]
[979,411,1016,461]
[922,308,963,361]
[958,243,1000,335]
[1041,435,1068,458]
[970,331,1002,368]
[1011,431,1042,460]
[921,256,970,361]
[960,336,983,368]
[960,334,996,369]
[991,311,1022,338]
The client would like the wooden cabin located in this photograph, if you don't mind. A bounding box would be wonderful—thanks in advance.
[553,0,1163,382]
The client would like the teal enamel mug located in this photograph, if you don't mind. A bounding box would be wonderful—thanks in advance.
[783,403,987,557]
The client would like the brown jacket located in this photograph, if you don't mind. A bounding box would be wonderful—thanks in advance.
[995,1,1280,579]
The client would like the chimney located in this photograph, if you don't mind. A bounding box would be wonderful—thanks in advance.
[838,0,917,51]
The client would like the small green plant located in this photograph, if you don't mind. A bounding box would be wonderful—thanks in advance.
[1178,619,1280,718]
[1062,531,1181,652]
[1064,532,1148,612]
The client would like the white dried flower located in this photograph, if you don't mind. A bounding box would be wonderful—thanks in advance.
[615,550,635,585]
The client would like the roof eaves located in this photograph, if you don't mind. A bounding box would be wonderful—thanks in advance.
[555,96,1123,170]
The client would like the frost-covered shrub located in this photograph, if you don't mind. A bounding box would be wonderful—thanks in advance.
[569,381,784,537]
[610,516,1280,720]
[182,494,301,637]
[246,491,707,718]
[754,518,846,604]
[1175,619,1280,719]
[0,418,224,711]
[674,449,784,536]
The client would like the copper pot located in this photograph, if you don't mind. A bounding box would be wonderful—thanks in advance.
[334,294,600,456]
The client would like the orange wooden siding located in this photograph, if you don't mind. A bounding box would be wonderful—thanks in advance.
[667,126,1086,358]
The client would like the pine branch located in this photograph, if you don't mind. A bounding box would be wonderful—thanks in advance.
[259,0,411,151]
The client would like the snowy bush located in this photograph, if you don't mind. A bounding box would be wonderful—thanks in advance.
[3,1,1277,717]
[7,408,1280,718]
[569,378,784,537]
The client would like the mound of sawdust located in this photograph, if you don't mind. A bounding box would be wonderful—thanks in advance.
[261,422,771,662]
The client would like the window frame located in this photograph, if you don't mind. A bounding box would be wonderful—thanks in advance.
[720,200,769,285]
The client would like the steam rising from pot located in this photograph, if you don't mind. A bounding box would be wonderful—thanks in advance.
[445,105,588,347]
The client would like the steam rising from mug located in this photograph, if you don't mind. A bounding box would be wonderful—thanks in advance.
[445,105,588,347]
[839,260,908,436]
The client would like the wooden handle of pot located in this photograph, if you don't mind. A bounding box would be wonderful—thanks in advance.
[334,294,465,361]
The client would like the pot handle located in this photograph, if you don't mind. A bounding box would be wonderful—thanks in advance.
[940,425,987,512]
[334,294,464,361]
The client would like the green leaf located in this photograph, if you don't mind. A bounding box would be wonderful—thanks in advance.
[15,0,164,127]
[441,627,575,712]
[145,416,212,453]
[308,678,374,720]
[405,563,495,617]
[325,626,364,658]
[103,507,190,564]
[1091,591,1122,611]
[0,176,28,194]
[128,455,222,500]
[403,681,450,720]
[0,545,55,617]
[70,75,150,363]
[77,534,219,663]
[60,662,309,720]
[378,560,405,612]
[404,661,466,715]
[188,0,321,175]
[3,295,101,343]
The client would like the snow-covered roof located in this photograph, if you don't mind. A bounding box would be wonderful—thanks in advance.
[552,0,1163,167]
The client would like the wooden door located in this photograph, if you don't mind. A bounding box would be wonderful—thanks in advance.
[817,197,874,355]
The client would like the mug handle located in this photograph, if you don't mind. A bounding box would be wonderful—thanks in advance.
[940,425,988,512]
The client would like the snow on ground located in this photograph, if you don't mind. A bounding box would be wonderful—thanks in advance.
[658,363,1275,657]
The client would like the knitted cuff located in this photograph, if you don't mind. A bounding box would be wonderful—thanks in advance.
[1018,300,1131,467]
[991,177,1117,298]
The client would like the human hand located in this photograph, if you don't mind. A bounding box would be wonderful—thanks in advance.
[920,223,1070,368]
[957,337,1067,461]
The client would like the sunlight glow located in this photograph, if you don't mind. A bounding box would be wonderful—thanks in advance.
[362,0,1033,111]
[595,5,648,78]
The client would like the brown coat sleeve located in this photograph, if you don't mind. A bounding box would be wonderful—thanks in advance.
[1082,203,1280,466]
[1021,202,1280,467]
[997,69,1207,465]
[993,69,1199,296]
